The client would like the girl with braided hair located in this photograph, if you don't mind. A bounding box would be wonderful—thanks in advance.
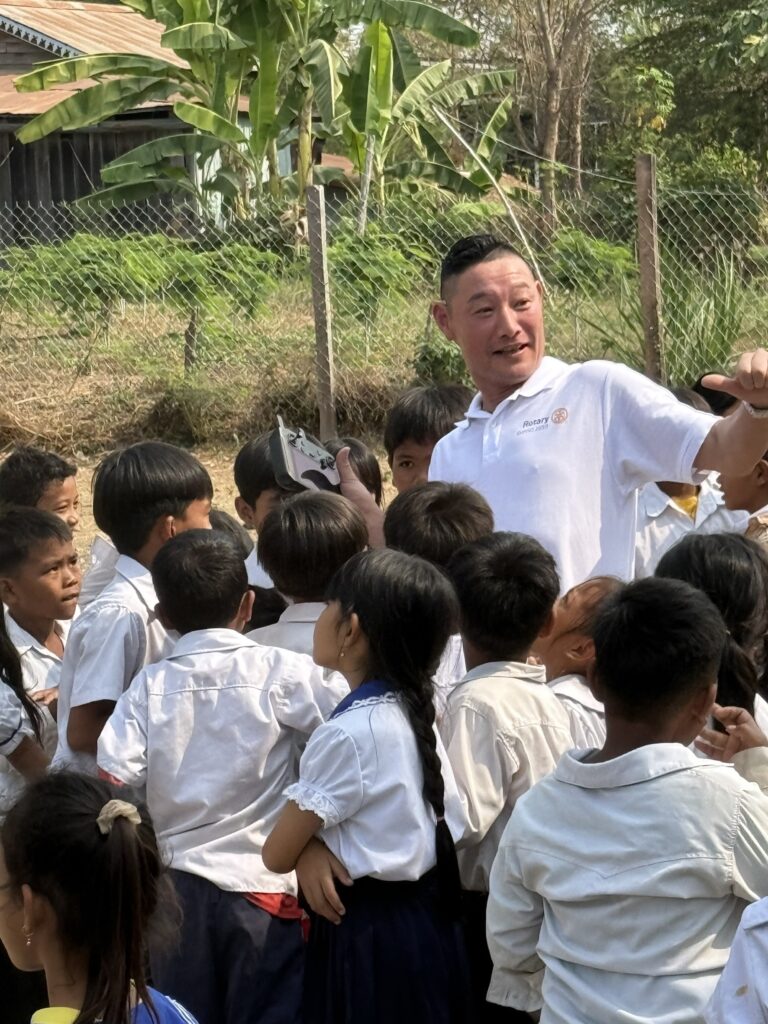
[263,548,471,1024]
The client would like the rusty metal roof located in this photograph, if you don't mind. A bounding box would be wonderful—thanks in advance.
[0,72,180,114]
[0,0,184,62]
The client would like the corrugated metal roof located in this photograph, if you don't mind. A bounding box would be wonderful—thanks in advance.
[0,0,185,63]
[0,71,180,114]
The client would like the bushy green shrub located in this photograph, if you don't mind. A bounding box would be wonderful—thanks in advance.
[412,331,472,386]
[548,228,635,294]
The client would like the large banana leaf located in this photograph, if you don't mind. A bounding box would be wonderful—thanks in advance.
[162,22,250,50]
[432,69,516,109]
[391,60,452,120]
[303,39,345,130]
[100,159,191,185]
[386,159,485,195]
[173,100,247,143]
[16,78,179,142]
[14,54,193,92]
[475,94,514,164]
[249,37,280,158]
[345,20,393,136]
[179,0,212,20]
[121,0,183,28]
[391,30,421,91]
[101,133,220,180]
[338,0,479,46]
[77,178,197,206]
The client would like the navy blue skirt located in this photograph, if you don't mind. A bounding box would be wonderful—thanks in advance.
[303,868,472,1024]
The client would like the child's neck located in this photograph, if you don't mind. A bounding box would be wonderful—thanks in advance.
[463,639,529,672]
[748,489,768,515]
[587,716,688,763]
[658,481,697,500]
[43,945,89,1013]
[8,608,61,654]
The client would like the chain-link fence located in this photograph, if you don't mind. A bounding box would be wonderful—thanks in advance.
[0,175,766,451]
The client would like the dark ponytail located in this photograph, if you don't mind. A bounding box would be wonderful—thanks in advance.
[656,533,768,718]
[1,773,173,1024]
[327,548,462,907]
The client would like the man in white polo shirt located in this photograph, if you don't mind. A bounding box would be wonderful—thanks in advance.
[428,234,768,590]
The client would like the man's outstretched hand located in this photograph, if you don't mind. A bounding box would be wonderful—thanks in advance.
[702,349,768,407]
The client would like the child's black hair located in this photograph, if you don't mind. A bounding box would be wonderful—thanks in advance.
[152,529,247,635]
[383,385,474,460]
[692,373,739,416]
[1,772,170,1024]
[326,548,461,906]
[559,576,624,637]
[670,386,712,414]
[209,507,254,559]
[447,532,559,660]
[0,446,76,508]
[440,235,527,297]
[592,577,726,718]
[656,533,768,714]
[384,482,494,569]
[323,437,383,506]
[258,491,368,601]
[234,432,302,507]
[0,508,73,742]
[92,441,212,556]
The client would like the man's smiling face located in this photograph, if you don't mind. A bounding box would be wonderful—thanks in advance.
[433,253,545,411]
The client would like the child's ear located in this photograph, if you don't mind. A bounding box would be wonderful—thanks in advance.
[691,681,718,726]
[586,661,604,702]
[0,576,15,604]
[235,590,256,632]
[158,515,175,542]
[234,496,255,529]
[537,608,556,640]
[566,636,594,665]
[756,460,768,486]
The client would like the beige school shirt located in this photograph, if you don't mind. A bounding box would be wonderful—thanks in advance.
[439,661,573,892]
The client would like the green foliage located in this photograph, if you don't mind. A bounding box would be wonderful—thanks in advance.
[412,331,471,386]
[548,229,635,294]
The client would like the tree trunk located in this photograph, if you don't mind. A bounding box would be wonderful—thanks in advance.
[297,95,314,207]
[540,64,561,234]
[267,139,281,199]
[185,305,199,374]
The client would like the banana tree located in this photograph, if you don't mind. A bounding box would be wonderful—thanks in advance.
[14,0,479,211]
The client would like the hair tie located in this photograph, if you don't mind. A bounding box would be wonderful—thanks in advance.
[97,799,141,836]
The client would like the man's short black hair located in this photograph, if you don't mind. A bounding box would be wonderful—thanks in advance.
[324,437,383,506]
[258,491,368,600]
[383,385,474,460]
[234,432,302,507]
[93,441,212,556]
[385,482,493,570]
[0,446,76,508]
[447,532,559,660]
[0,507,72,575]
[691,373,738,416]
[152,529,247,634]
[440,235,528,297]
[593,577,726,719]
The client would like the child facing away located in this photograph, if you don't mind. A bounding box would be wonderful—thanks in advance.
[384,481,494,719]
[440,532,573,1023]
[718,445,768,549]
[53,441,212,776]
[0,446,80,532]
[0,509,81,815]
[249,492,368,658]
[634,388,748,578]
[0,772,199,1024]
[655,532,768,716]
[98,529,348,1024]
[384,384,474,493]
[532,576,622,749]
[486,577,768,1024]
[263,548,471,1024]
[323,437,383,506]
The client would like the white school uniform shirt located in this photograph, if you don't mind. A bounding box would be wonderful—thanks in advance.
[634,475,749,578]
[245,548,273,589]
[286,680,465,881]
[78,535,119,608]
[429,357,715,592]
[433,633,466,723]
[439,661,572,893]
[248,601,325,658]
[0,683,34,819]
[705,896,768,1024]
[53,555,175,775]
[5,614,67,759]
[98,629,348,894]
[487,744,768,1024]
[547,673,606,749]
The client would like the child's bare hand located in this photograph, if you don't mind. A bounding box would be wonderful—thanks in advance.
[295,837,353,925]
[695,703,768,761]
[32,687,58,707]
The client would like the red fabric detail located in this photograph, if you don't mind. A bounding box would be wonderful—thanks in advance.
[243,892,310,940]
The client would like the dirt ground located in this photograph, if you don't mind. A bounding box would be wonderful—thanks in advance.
[75,444,396,556]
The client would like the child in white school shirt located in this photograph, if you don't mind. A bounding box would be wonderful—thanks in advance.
[263,549,471,1024]
[98,530,347,1024]
[383,481,495,721]
[53,442,212,775]
[532,576,622,749]
[440,532,572,1023]
[487,577,768,1024]
[248,491,368,657]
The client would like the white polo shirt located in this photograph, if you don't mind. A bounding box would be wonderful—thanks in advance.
[634,475,749,578]
[53,554,175,775]
[547,673,606,750]
[429,357,716,591]
[5,614,67,759]
[705,896,768,1023]
[245,548,273,589]
[98,629,348,894]
[248,601,326,658]
[0,683,34,819]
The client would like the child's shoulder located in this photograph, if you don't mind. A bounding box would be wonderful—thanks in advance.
[137,990,199,1023]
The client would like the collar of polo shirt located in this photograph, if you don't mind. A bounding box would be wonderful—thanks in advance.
[461,356,569,426]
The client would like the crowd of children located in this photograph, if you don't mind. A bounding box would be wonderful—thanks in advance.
[0,368,768,1024]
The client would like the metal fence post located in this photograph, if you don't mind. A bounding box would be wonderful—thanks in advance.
[306,184,338,439]
[635,153,664,382]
